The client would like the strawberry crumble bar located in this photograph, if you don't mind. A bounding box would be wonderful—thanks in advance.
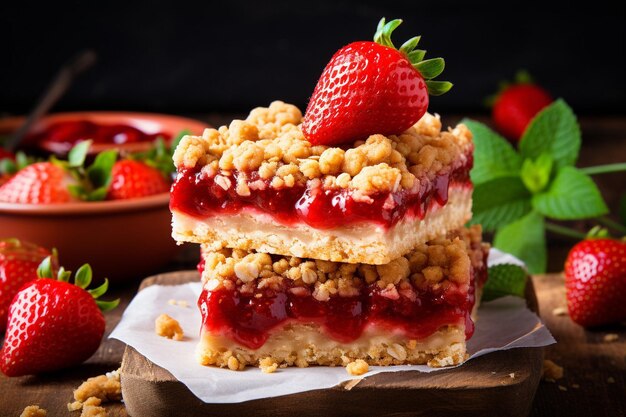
[195,226,488,370]
[171,101,473,265]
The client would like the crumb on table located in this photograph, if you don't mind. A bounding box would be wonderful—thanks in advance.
[155,313,184,340]
[542,359,564,381]
[603,333,619,343]
[80,404,108,417]
[19,405,47,417]
[68,369,121,412]
[346,359,369,376]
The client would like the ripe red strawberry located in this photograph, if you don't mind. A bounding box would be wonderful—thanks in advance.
[0,162,73,204]
[302,18,452,146]
[107,160,170,200]
[0,258,118,376]
[565,238,626,327]
[0,239,53,333]
[492,80,552,141]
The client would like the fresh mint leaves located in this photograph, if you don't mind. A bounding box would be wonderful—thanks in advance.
[519,99,581,169]
[466,99,610,273]
[482,264,528,302]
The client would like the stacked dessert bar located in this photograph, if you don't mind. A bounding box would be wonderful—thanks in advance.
[170,101,489,370]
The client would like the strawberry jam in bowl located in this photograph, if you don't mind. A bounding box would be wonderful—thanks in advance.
[0,112,210,156]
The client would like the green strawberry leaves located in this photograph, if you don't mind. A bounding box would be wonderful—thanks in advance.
[373,18,452,96]
[482,264,528,302]
[37,255,120,312]
[467,99,610,273]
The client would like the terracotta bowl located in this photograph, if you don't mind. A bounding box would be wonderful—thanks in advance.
[0,194,178,284]
[0,111,210,155]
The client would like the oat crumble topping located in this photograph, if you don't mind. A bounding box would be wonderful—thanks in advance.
[346,359,369,376]
[173,101,472,196]
[19,405,47,417]
[67,369,121,413]
[155,314,184,341]
[200,226,486,302]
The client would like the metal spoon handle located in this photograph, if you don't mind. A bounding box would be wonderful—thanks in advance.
[5,49,98,152]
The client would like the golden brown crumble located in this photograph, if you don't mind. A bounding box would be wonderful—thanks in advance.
[173,101,472,195]
[155,314,184,341]
[603,333,619,343]
[68,369,121,413]
[542,359,564,381]
[80,404,108,417]
[346,359,369,376]
[19,406,47,417]
[259,357,279,373]
[201,226,486,302]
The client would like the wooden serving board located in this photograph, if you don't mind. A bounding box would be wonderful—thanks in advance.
[120,271,544,417]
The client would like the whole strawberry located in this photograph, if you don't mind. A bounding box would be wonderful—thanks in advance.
[107,160,170,200]
[565,238,626,327]
[0,162,73,204]
[492,74,552,141]
[0,239,54,333]
[0,257,119,376]
[302,18,452,146]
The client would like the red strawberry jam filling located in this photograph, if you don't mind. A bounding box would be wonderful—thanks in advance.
[171,155,472,230]
[198,263,486,350]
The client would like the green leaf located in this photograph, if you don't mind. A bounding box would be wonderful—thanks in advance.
[57,266,72,282]
[494,211,547,274]
[532,166,609,220]
[68,140,92,168]
[16,151,30,170]
[87,149,118,188]
[425,80,452,96]
[519,99,581,170]
[74,264,93,289]
[96,299,120,312]
[399,36,420,55]
[520,153,553,194]
[0,158,16,175]
[37,256,55,279]
[67,184,86,200]
[88,278,109,299]
[463,119,523,184]
[407,50,426,64]
[414,58,445,80]
[87,186,109,201]
[482,264,528,302]
[470,177,532,231]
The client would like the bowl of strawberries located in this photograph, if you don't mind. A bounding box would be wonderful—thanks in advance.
[0,116,206,282]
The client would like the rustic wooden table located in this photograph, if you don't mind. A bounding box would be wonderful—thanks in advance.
[1,115,624,416]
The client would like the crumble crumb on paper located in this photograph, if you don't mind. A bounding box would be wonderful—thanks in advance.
[558,385,568,392]
[603,333,619,343]
[155,314,184,340]
[68,369,121,412]
[168,299,189,308]
[20,405,47,417]
[542,359,564,381]
[552,307,567,316]
[346,359,369,376]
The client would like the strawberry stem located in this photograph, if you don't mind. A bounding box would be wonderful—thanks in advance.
[579,163,626,175]
[372,17,452,96]
[545,222,587,240]
[596,216,626,234]
[96,299,120,312]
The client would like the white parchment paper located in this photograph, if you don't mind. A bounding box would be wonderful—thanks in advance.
[110,249,555,403]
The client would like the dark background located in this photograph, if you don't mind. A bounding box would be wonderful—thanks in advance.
[1,0,625,115]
